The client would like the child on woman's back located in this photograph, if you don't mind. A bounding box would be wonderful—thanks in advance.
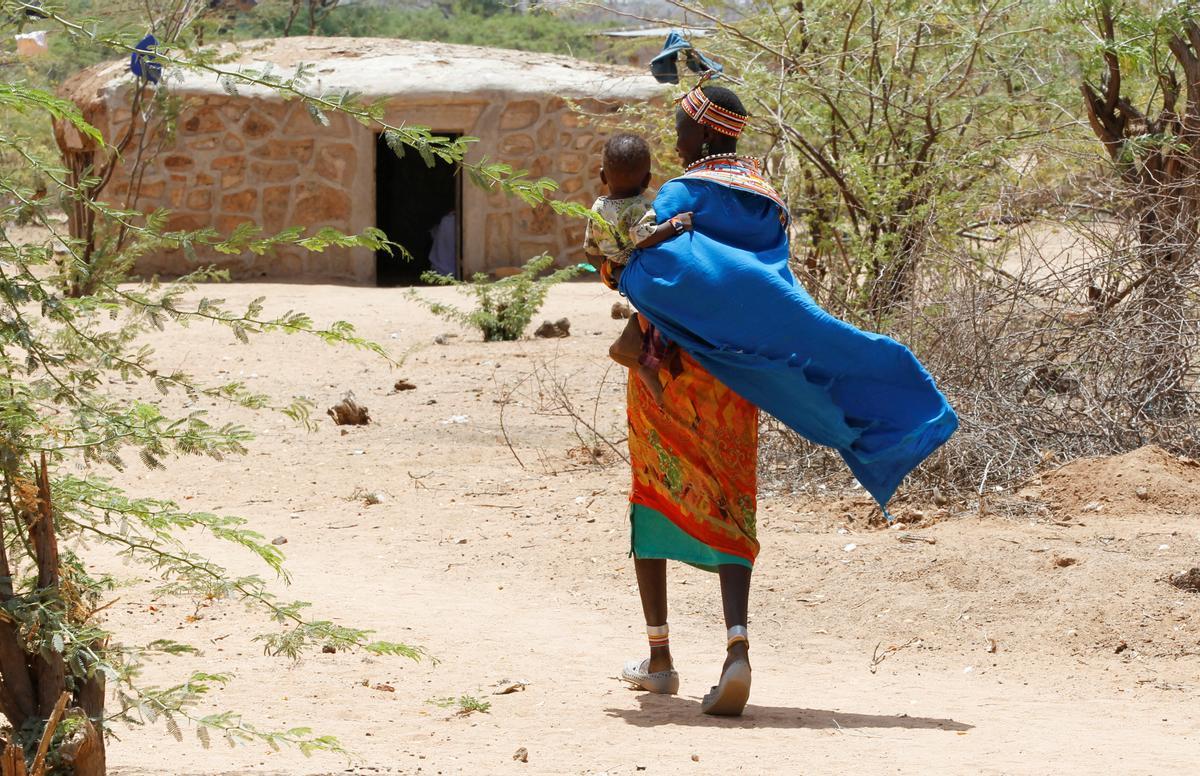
[582,134,693,404]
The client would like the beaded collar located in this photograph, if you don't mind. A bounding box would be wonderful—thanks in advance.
[680,155,788,224]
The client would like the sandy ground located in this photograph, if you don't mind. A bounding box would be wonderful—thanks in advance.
[70,281,1198,775]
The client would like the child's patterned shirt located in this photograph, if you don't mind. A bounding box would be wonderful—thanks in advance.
[582,194,659,266]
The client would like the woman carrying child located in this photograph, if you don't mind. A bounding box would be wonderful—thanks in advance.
[588,84,957,717]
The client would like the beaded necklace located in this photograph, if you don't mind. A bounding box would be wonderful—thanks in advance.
[684,152,744,172]
[680,154,788,224]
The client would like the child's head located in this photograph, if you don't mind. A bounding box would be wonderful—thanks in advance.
[600,134,652,197]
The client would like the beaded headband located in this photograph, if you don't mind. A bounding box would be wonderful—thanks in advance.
[678,85,748,138]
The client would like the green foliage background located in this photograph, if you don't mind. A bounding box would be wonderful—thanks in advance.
[237,0,603,56]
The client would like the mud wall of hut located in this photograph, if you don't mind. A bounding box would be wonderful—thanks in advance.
[97,91,612,282]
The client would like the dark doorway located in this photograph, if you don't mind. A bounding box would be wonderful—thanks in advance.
[375,133,461,286]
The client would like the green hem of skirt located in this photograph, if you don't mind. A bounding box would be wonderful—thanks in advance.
[629,503,752,573]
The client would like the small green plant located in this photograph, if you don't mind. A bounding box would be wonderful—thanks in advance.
[427,695,492,716]
[412,254,587,342]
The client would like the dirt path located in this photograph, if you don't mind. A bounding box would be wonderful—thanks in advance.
[89,282,1197,775]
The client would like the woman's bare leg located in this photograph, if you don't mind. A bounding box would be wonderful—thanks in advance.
[634,558,672,672]
[718,564,751,671]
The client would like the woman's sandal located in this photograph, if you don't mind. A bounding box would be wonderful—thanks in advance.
[700,659,751,715]
[701,626,752,716]
[620,658,680,694]
[620,623,679,694]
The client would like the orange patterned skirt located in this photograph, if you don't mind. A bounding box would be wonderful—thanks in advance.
[627,340,760,564]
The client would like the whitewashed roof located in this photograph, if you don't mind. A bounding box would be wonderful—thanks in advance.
[64,36,665,106]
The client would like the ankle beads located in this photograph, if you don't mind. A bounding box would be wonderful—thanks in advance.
[647,623,669,649]
[727,625,748,649]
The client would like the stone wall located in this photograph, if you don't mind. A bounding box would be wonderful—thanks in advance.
[445,96,610,276]
[104,97,374,282]
[100,91,617,282]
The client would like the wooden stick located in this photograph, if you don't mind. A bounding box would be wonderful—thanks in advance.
[29,692,68,776]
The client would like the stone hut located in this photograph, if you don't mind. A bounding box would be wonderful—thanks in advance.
[59,37,663,283]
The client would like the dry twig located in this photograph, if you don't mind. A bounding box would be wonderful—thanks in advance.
[869,637,921,674]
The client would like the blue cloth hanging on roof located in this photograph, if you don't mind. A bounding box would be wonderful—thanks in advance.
[650,30,723,84]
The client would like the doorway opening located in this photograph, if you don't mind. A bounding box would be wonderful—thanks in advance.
[375,132,461,286]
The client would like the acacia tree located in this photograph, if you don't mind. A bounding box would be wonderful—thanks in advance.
[1,24,403,776]
[610,0,1068,323]
[0,1,588,772]
[1080,1,1199,418]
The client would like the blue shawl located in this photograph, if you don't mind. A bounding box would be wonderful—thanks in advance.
[618,158,957,512]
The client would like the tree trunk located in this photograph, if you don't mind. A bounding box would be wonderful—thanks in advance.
[0,692,103,776]
[59,712,105,776]
[0,745,27,776]
[0,457,106,775]
[284,1,302,36]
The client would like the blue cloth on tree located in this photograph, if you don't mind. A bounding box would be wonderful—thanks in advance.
[649,31,723,84]
[618,175,958,513]
[130,33,162,83]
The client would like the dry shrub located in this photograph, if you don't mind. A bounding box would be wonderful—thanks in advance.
[762,168,1200,508]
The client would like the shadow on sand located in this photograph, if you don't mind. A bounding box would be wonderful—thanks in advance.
[606,692,973,731]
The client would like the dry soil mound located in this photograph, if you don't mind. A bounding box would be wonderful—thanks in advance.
[1041,445,1200,516]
